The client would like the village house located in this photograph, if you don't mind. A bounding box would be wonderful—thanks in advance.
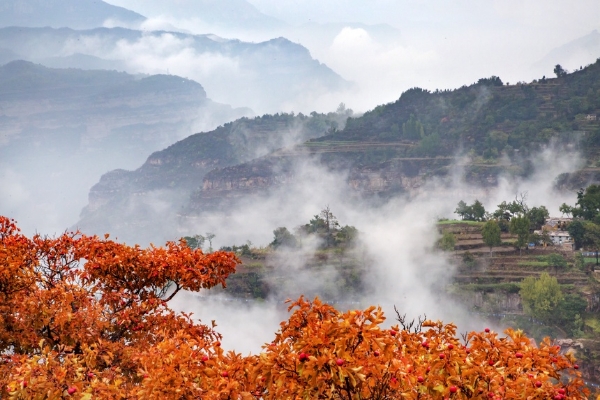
[543,217,572,230]
[548,230,571,246]
[586,114,597,121]
[533,217,574,250]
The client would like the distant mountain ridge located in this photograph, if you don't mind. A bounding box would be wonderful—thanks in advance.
[534,29,600,74]
[0,26,350,113]
[0,60,250,154]
[0,0,145,29]
[0,60,253,235]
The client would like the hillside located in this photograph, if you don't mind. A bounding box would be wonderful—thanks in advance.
[188,59,600,212]
[0,61,251,236]
[440,220,600,383]
[76,112,349,239]
[77,59,600,242]
[0,0,145,30]
[0,60,250,156]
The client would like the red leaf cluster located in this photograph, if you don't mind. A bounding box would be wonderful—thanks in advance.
[0,217,589,399]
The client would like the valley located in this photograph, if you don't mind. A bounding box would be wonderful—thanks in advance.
[2,0,600,397]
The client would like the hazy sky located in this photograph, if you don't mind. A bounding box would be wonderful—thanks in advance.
[105,0,600,112]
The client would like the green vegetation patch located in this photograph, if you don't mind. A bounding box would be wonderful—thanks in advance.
[518,261,549,267]
[459,283,521,293]
[584,317,600,334]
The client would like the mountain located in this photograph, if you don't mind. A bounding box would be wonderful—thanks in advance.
[0,60,252,152]
[534,29,600,76]
[196,61,600,206]
[76,112,349,240]
[0,60,252,236]
[76,60,600,242]
[0,0,145,30]
[0,26,351,113]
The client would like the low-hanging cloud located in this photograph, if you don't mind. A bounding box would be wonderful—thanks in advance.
[325,26,438,110]
[164,143,584,354]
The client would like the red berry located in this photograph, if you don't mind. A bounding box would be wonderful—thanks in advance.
[484,328,490,333]
[422,341,429,348]
[67,387,77,395]
[417,376,424,383]
[535,381,542,388]
[465,348,471,354]
[215,341,221,347]
[449,386,457,393]
[488,359,495,366]
[515,352,523,358]
[574,364,580,369]
[447,344,454,350]
[221,371,229,378]
[554,395,562,400]
[21,381,27,388]
[558,389,565,395]
[390,330,397,336]
[201,355,209,362]
[336,358,345,366]
[373,350,380,357]
[426,366,431,372]
[487,392,494,398]
[439,353,446,359]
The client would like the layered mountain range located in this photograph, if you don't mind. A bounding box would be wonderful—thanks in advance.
[0,60,250,165]
[0,26,351,113]
[76,60,600,242]
[0,60,250,235]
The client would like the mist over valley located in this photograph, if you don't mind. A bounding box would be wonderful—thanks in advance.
[3,0,600,394]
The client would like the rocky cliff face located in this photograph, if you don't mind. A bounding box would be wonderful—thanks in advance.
[187,152,514,214]
[185,155,459,215]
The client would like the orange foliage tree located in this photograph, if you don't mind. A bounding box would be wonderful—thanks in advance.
[0,216,589,399]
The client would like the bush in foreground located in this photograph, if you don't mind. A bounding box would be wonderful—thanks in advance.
[0,216,587,399]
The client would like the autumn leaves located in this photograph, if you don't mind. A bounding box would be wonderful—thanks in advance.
[0,216,589,399]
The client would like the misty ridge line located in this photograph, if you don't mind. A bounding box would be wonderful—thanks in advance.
[0,25,351,114]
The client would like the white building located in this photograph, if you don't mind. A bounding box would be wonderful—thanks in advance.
[549,231,572,247]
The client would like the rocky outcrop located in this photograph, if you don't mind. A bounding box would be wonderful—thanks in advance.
[187,155,457,213]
